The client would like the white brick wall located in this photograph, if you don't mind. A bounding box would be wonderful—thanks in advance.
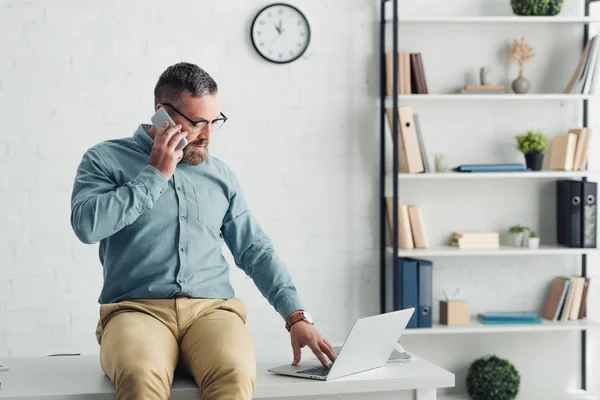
[0,0,598,396]
[0,0,379,360]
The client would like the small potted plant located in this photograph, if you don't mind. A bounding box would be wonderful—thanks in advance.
[515,130,548,171]
[508,225,527,247]
[511,0,564,16]
[527,229,540,248]
[467,355,520,400]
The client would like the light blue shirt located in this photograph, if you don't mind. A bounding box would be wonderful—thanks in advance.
[70,124,303,320]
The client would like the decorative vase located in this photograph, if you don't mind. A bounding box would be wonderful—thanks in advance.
[524,152,544,171]
[509,232,525,247]
[511,0,563,16]
[528,237,540,248]
[512,71,530,94]
[480,67,491,86]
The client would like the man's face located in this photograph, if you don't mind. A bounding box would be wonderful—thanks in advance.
[160,91,221,165]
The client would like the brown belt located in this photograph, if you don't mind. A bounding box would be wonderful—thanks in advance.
[174,295,191,299]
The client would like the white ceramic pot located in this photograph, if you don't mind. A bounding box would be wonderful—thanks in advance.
[509,233,525,247]
[528,237,540,249]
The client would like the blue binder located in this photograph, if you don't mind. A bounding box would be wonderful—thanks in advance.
[396,258,419,329]
[417,259,433,328]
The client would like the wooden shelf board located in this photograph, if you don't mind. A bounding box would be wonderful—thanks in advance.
[384,94,593,103]
[386,246,598,257]
[385,16,600,24]
[402,319,600,336]
[391,171,594,180]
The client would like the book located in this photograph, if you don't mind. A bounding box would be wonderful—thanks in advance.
[571,128,591,171]
[453,232,500,240]
[455,89,505,94]
[477,311,542,325]
[578,278,590,319]
[386,52,411,96]
[540,278,570,321]
[564,38,593,93]
[549,133,577,171]
[464,85,505,91]
[408,205,429,249]
[583,36,600,94]
[398,106,425,173]
[568,277,585,320]
[410,53,429,94]
[385,109,410,173]
[385,197,415,249]
[413,113,431,172]
[454,164,528,173]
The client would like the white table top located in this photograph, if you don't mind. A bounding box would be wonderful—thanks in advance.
[0,354,454,399]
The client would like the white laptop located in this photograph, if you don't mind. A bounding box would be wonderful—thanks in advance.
[268,308,414,381]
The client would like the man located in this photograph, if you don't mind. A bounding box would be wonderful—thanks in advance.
[70,62,336,400]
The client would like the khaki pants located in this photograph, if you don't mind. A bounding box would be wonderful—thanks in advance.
[95,298,256,400]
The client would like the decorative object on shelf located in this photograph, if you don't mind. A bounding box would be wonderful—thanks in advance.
[508,224,527,247]
[466,355,520,400]
[440,288,469,326]
[453,163,528,173]
[250,3,311,64]
[527,230,540,248]
[511,36,535,94]
[515,129,548,171]
[434,153,447,172]
[480,67,490,85]
[510,0,563,16]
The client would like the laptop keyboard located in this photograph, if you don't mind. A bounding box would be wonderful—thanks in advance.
[297,365,331,376]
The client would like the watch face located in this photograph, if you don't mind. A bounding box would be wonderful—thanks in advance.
[251,3,311,64]
[303,311,314,324]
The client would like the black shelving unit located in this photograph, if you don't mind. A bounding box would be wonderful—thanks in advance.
[379,0,596,391]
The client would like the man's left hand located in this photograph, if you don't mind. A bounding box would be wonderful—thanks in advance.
[290,322,337,367]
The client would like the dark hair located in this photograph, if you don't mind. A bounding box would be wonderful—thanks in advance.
[154,62,218,107]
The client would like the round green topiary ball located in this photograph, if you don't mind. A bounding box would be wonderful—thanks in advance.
[466,356,520,400]
[511,0,564,16]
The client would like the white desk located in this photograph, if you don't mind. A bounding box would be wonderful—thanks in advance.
[0,354,454,400]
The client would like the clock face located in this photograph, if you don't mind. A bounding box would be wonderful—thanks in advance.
[251,3,311,64]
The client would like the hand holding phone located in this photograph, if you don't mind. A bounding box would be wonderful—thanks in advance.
[148,108,189,181]
[151,108,188,150]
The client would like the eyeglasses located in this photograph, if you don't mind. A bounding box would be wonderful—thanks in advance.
[163,103,228,133]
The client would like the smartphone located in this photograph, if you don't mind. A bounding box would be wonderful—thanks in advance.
[151,107,188,150]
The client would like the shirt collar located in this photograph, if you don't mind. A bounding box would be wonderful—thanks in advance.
[134,124,154,154]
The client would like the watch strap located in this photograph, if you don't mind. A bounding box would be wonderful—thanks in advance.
[285,311,307,331]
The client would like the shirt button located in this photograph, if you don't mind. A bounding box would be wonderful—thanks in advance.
[181,247,186,252]
[178,278,183,284]
[138,210,143,214]
[160,189,164,193]
[178,186,182,191]
[181,216,185,221]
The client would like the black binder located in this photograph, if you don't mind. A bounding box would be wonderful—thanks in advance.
[583,181,597,248]
[557,180,582,248]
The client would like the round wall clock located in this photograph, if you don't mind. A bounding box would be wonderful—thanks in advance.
[251,3,311,64]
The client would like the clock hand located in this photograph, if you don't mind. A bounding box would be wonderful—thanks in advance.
[273,24,281,34]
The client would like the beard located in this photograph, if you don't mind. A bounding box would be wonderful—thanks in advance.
[182,141,208,165]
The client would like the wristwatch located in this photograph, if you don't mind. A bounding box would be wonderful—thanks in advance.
[285,310,314,332]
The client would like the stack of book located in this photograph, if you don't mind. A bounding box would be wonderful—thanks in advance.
[451,232,500,249]
[564,35,600,95]
[548,128,592,171]
[385,52,429,95]
[385,198,429,249]
[385,105,431,173]
[540,276,590,321]
[477,311,542,325]
[455,85,505,94]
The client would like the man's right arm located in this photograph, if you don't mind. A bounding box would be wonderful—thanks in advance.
[70,147,168,244]
[71,122,187,244]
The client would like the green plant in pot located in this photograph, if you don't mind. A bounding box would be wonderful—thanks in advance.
[467,355,520,400]
[527,229,540,248]
[508,224,527,247]
[511,0,564,16]
[515,129,548,171]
